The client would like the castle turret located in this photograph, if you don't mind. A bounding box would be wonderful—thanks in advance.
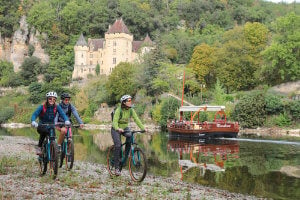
[73,34,88,79]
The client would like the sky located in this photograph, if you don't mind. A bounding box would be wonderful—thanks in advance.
[265,0,300,3]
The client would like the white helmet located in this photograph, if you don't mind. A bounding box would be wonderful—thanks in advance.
[120,94,132,103]
[46,91,57,98]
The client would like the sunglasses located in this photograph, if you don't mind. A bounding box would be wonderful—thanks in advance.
[48,97,56,101]
[126,99,132,102]
[64,98,70,101]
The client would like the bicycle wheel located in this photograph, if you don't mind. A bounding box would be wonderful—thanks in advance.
[107,145,116,176]
[39,145,47,175]
[65,140,74,170]
[129,147,147,182]
[59,143,65,168]
[49,141,58,179]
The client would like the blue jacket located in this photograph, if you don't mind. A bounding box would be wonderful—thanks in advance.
[55,102,83,124]
[31,103,69,124]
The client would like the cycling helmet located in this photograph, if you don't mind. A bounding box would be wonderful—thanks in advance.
[120,94,132,103]
[61,93,71,100]
[46,91,57,98]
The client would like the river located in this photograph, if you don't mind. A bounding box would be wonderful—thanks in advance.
[1,127,299,200]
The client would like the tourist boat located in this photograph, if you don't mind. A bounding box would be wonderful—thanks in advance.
[167,105,239,138]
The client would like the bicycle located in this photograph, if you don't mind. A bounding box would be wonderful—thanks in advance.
[37,124,59,179]
[107,130,147,182]
[59,124,80,170]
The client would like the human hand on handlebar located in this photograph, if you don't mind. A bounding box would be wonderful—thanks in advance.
[80,124,84,128]
[31,121,38,128]
[118,128,124,133]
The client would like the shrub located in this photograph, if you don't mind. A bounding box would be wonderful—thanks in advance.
[0,107,14,123]
[265,94,284,115]
[288,100,300,121]
[232,91,266,128]
[159,98,180,128]
[274,113,291,127]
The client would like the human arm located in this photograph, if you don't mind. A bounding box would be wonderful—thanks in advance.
[31,105,43,123]
[70,104,84,125]
[131,109,145,131]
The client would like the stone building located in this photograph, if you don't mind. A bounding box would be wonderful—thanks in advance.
[72,18,153,79]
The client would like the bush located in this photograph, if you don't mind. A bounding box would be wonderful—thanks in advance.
[232,91,266,128]
[159,98,180,128]
[287,100,300,120]
[274,113,291,127]
[265,94,284,115]
[0,107,14,123]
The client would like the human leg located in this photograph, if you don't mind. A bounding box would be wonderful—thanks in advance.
[57,127,67,145]
[111,128,122,175]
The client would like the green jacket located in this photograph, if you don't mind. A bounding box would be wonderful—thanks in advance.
[112,106,145,131]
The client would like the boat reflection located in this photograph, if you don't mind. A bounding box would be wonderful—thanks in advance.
[167,136,240,179]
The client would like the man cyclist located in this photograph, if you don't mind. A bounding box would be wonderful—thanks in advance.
[111,94,146,176]
[31,91,71,155]
[55,93,84,148]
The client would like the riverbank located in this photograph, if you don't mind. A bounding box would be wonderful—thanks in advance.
[0,135,261,199]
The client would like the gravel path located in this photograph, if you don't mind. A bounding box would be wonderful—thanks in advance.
[0,136,262,200]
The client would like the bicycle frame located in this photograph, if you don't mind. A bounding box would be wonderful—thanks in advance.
[44,125,56,162]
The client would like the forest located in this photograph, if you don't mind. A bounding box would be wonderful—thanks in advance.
[0,0,299,129]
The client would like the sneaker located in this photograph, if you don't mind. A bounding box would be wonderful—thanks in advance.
[36,147,42,155]
[115,169,121,176]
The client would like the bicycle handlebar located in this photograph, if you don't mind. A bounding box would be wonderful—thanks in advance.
[125,130,146,134]
[39,123,81,128]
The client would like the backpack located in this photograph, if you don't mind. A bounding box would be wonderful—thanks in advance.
[39,103,57,117]
[111,106,132,121]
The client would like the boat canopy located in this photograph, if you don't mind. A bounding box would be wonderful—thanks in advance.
[179,106,225,112]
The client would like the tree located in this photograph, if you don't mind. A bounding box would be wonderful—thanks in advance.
[187,43,217,88]
[19,57,42,86]
[106,62,139,104]
[95,64,100,76]
[0,0,21,38]
[260,12,300,85]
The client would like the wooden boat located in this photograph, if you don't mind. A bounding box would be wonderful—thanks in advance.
[167,105,239,138]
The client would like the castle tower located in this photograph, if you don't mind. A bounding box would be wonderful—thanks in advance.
[72,34,88,79]
[103,18,133,75]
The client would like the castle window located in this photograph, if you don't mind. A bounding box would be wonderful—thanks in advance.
[113,49,116,54]
[90,54,93,58]
[90,61,93,65]
[113,58,116,64]
[81,53,83,58]
[113,41,117,46]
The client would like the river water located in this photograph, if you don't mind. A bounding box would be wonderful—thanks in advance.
[1,127,299,200]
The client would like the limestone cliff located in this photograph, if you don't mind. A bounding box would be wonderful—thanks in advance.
[0,15,49,72]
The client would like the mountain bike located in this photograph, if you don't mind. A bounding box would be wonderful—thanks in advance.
[107,130,147,182]
[59,124,80,170]
[38,124,59,179]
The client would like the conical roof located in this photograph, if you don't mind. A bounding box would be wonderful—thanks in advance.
[106,18,131,34]
[75,33,87,46]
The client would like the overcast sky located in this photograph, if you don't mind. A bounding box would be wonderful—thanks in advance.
[265,0,299,3]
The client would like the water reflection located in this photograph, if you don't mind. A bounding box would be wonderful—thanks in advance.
[167,137,239,179]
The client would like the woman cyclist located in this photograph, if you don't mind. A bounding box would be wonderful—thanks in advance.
[55,92,84,148]
[31,91,70,155]
[111,94,146,176]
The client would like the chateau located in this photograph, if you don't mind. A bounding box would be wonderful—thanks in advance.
[72,18,153,79]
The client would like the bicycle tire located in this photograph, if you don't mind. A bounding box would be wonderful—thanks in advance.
[59,143,65,168]
[107,145,116,176]
[49,141,58,179]
[129,147,147,182]
[65,140,74,170]
[39,145,47,175]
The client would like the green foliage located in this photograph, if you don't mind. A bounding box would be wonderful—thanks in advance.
[212,79,226,105]
[288,100,300,120]
[28,44,35,57]
[19,57,42,86]
[274,113,291,127]
[261,12,300,85]
[0,107,14,124]
[106,62,139,104]
[28,82,43,103]
[264,94,284,115]
[95,64,100,76]
[0,61,22,87]
[0,0,21,38]
[232,91,266,128]
[159,98,180,128]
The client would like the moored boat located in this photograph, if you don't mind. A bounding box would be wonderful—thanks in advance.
[167,105,239,138]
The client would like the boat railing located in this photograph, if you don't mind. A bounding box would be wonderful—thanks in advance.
[168,120,239,131]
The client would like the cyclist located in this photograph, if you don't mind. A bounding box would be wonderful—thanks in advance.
[55,93,84,147]
[31,91,71,155]
[111,94,146,176]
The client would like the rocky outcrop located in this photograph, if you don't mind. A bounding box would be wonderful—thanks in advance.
[0,15,49,72]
